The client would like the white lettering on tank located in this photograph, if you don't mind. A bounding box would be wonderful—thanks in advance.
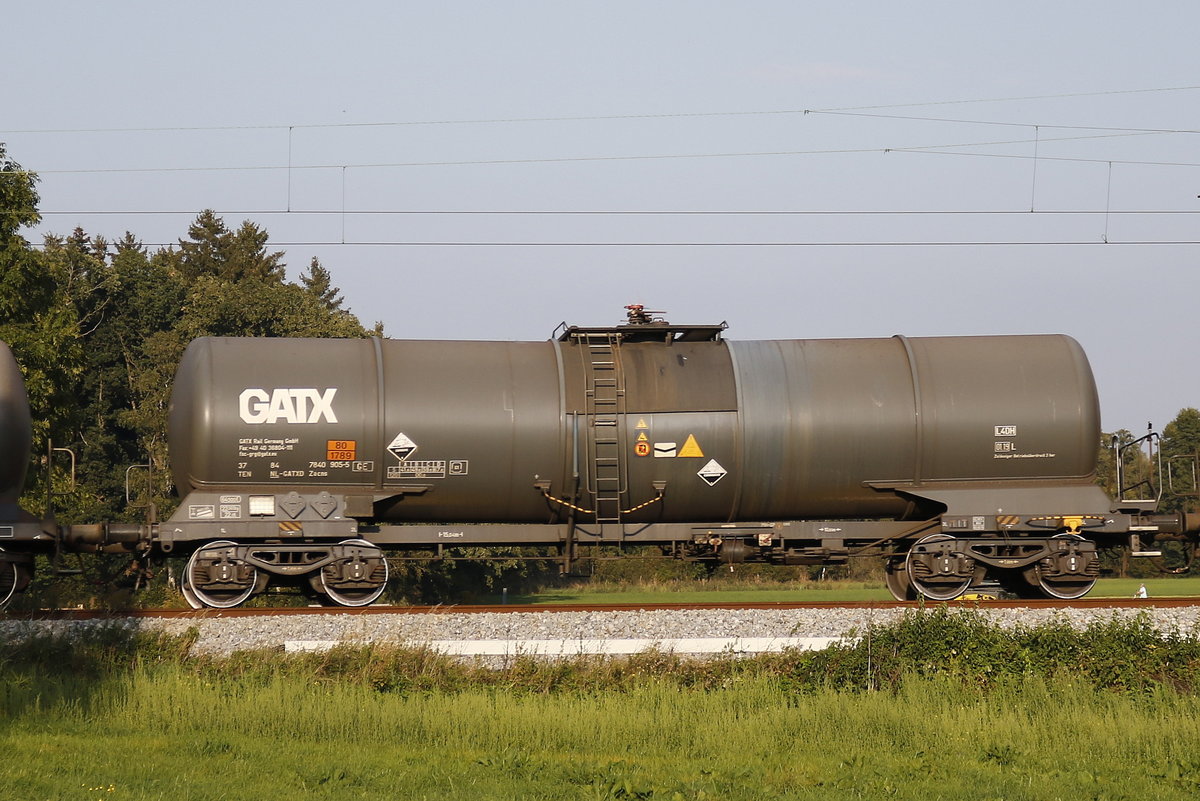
[307,388,337,423]
[239,389,270,423]
[239,388,339,424]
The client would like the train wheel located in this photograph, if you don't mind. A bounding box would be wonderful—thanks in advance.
[884,556,917,601]
[184,540,259,609]
[319,539,389,607]
[906,534,974,601]
[1029,567,1096,600]
[1027,534,1098,600]
[179,573,203,610]
[0,552,18,608]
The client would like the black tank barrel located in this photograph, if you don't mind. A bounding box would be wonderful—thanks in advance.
[0,341,32,506]
[169,329,1101,524]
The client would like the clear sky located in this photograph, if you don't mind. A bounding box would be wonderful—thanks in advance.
[4,1,1198,434]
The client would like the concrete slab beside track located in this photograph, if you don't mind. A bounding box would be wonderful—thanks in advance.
[284,636,843,655]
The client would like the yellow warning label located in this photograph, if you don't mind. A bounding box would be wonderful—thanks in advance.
[636,432,649,442]
[678,434,704,458]
[636,418,649,429]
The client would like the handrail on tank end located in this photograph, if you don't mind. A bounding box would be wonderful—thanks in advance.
[42,440,76,527]
[125,462,158,525]
[1113,423,1163,512]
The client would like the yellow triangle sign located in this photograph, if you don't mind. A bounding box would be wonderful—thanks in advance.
[678,434,704,458]
[635,418,649,429]
[637,432,649,442]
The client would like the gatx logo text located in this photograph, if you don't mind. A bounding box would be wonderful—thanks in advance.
[239,388,338,424]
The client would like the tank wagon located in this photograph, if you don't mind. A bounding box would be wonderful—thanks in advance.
[153,310,1199,607]
[0,341,41,605]
[4,310,1198,608]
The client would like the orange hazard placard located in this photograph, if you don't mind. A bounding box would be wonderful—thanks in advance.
[327,440,357,461]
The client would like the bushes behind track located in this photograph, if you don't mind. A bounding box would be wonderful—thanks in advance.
[3,607,1200,697]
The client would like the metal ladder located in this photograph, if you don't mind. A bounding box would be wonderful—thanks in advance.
[580,332,627,523]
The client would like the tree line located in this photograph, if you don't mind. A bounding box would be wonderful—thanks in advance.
[1,144,373,525]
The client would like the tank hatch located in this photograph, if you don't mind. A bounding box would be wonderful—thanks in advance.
[555,305,728,343]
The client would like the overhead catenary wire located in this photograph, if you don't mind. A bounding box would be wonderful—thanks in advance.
[2,84,1197,135]
[7,129,1197,178]
[6,85,1199,252]
[807,109,1200,135]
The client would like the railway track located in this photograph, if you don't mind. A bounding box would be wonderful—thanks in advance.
[10,595,1200,620]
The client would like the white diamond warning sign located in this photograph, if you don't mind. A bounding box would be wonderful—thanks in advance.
[388,432,418,461]
[697,459,727,486]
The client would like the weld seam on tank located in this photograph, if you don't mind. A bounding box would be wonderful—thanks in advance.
[725,338,746,523]
[371,336,386,492]
[894,335,924,485]
[551,336,569,507]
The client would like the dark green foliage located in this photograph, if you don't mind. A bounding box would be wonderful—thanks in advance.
[383,548,562,604]
[171,209,285,283]
[299,256,345,311]
[0,145,379,605]
[0,144,39,239]
[1162,408,1200,512]
[582,550,710,585]
[6,608,1200,697]
[1099,410,1200,516]
[7,207,370,529]
[786,607,1200,694]
[0,622,196,679]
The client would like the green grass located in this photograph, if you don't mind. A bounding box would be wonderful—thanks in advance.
[3,670,1200,800]
[6,610,1200,798]
[1093,576,1200,598]
[502,583,891,604]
